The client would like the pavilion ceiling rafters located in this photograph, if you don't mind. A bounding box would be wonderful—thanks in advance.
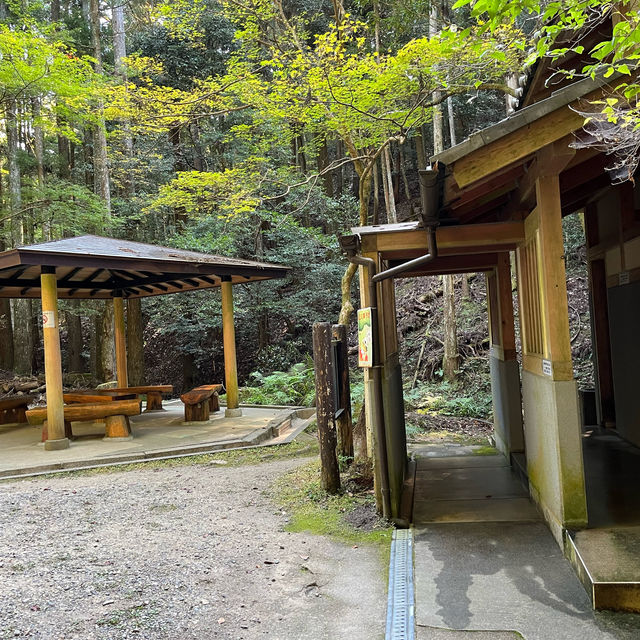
[0,236,290,300]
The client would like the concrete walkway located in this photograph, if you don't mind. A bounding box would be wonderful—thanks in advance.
[0,402,312,479]
[411,445,640,640]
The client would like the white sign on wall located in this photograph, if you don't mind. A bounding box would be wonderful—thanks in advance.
[42,311,56,329]
[619,271,630,286]
[542,359,552,377]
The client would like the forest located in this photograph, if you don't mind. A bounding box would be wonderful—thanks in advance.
[0,0,633,420]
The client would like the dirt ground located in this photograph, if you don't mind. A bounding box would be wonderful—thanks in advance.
[0,458,387,640]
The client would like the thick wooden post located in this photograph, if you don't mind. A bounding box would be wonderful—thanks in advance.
[41,267,69,450]
[313,322,340,494]
[113,294,128,388]
[221,278,241,417]
[332,324,353,459]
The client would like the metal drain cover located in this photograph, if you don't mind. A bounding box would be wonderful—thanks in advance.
[386,528,415,639]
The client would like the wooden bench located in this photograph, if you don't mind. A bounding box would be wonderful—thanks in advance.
[26,399,142,441]
[107,385,174,411]
[0,395,35,425]
[180,384,223,422]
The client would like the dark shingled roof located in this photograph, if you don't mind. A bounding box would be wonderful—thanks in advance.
[0,235,290,299]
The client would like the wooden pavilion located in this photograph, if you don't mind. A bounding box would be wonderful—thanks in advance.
[341,54,640,563]
[0,235,290,451]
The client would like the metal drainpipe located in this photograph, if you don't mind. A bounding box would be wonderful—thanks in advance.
[372,227,437,283]
[344,253,392,519]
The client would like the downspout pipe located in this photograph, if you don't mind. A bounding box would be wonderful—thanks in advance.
[371,165,441,283]
[339,247,392,519]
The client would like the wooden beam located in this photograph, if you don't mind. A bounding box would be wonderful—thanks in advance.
[452,105,585,189]
[362,221,524,255]
[537,174,573,379]
[444,164,525,210]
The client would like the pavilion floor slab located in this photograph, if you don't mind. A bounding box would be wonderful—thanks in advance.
[0,402,308,479]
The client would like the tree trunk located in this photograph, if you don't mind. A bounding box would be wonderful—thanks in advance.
[382,145,397,223]
[431,2,458,383]
[442,273,459,382]
[83,128,93,188]
[6,101,22,246]
[447,96,457,147]
[353,403,368,460]
[415,128,427,170]
[96,302,115,382]
[112,0,135,197]
[372,160,380,225]
[317,137,333,198]
[461,274,470,299]
[126,298,144,386]
[0,298,13,371]
[66,302,84,372]
[335,139,344,195]
[313,322,341,494]
[89,0,111,215]
[7,101,33,376]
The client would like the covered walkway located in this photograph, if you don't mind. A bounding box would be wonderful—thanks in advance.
[410,445,640,639]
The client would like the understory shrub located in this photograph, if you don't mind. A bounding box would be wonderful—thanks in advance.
[240,358,316,406]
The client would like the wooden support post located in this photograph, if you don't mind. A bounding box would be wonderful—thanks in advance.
[221,279,241,417]
[41,267,69,450]
[313,322,340,494]
[537,174,574,379]
[332,324,353,459]
[113,294,128,388]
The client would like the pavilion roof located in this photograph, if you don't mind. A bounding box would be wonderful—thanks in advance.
[0,235,290,299]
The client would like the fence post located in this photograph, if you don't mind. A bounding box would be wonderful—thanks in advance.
[332,323,354,459]
[313,322,341,494]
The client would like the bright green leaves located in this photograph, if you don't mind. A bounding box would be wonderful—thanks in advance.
[0,26,96,126]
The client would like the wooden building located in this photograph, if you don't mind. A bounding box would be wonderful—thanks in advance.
[342,47,640,607]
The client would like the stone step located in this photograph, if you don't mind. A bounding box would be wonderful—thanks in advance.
[565,526,640,611]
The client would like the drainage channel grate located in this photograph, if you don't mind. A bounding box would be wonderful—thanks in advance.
[386,528,415,640]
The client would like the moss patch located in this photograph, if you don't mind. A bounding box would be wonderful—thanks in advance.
[472,445,499,456]
[273,460,393,549]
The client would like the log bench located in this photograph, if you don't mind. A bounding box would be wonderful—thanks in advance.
[107,385,174,412]
[180,384,223,422]
[26,399,142,441]
[0,395,35,425]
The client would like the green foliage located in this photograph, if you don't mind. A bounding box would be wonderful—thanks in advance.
[240,359,316,406]
[405,373,492,420]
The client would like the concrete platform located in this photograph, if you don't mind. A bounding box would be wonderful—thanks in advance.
[412,448,539,524]
[0,401,314,479]
[411,445,640,639]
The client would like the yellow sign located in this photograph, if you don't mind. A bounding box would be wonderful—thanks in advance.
[358,307,373,368]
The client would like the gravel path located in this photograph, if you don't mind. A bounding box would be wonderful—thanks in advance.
[0,458,387,640]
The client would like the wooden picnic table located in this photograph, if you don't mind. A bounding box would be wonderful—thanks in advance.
[98,385,173,412]
[64,392,138,404]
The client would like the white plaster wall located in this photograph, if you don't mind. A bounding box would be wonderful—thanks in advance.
[522,371,588,541]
